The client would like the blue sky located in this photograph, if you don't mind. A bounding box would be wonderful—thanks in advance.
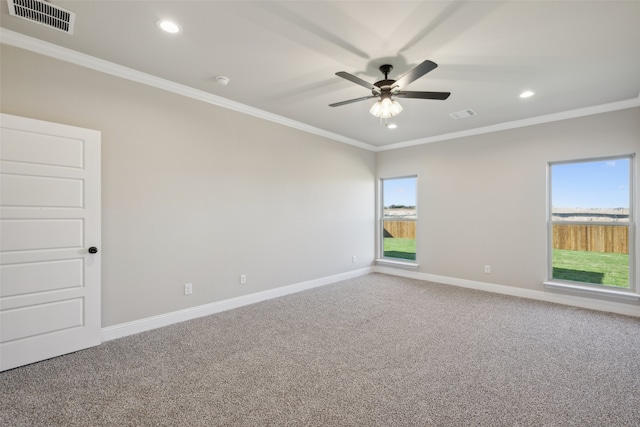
[382,159,630,209]
[383,177,416,207]
[552,158,630,209]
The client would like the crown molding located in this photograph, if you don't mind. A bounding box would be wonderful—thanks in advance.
[0,28,376,152]
[2,28,638,154]
[374,96,640,152]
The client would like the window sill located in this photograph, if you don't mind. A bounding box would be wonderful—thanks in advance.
[375,258,419,269]
[544,281,640,301]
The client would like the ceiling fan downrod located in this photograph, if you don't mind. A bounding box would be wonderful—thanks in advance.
[379,64,393,80]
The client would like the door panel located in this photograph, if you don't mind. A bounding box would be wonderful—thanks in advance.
[0,114,101,371]
[1,299,84,342]
[1,259,84,297]
[1,174,84,207]
[0,127,84,168]
[1,219,84,252]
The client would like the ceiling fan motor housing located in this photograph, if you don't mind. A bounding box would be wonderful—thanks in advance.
[373,80,395,96]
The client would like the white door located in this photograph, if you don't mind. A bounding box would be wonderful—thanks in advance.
[0,114,101,371]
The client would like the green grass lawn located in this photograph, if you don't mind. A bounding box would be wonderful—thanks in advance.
[383,238,416,261]
[382,243,628,287]
[553,249,629,288]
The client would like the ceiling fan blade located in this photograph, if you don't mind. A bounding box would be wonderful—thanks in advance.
[329,95,377,107]
[393,60,438,90]
[335,72,378,91]
[396,91,451,100]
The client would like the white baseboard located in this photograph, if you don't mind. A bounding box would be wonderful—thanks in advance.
[101,267,374,342]
[102,265,638,342]
[374,266,640,318]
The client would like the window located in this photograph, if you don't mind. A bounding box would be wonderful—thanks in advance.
[548,156,634,291]
[381,176,417,261]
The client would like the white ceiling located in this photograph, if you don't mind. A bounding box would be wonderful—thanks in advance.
[1,1,639,149]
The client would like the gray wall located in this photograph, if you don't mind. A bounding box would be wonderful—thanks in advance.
[1,46,376,327]
[377,107,640,291]
[2,45,639,327]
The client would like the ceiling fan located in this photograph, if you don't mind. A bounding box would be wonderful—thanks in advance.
[330,60,450,123]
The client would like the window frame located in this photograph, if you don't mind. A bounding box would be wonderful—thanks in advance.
[546,154,637,297]
[378,175,418,265]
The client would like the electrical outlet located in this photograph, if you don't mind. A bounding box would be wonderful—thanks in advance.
[484,265,491,274]
[184,283,193,295]
[240,274,246,284]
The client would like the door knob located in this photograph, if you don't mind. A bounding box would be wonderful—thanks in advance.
[88,247,98,254]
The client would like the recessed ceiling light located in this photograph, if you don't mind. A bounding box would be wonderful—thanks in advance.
[157,20,181,34]
[520,90,535,98]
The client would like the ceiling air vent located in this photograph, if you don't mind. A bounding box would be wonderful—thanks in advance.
[7,0,75,34]
[449,109,477,120]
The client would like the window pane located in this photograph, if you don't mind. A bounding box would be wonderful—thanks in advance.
[383,220,416,260]
[551,158,629,222]
[382,177,416,260]
[552,224,629,288]
[383,177,416,218]
[550,157,631,289]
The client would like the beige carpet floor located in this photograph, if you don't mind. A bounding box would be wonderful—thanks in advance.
[2,273,640,426]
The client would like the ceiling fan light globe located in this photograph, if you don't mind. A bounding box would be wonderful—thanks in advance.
[379,98,393,118]
[370,98,403,119]
[370,101,382,117]
[390,100,403,116]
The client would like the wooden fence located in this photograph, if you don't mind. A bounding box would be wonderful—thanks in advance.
[385,222,628,254]
[553,224,628,254]
[383,221,416,239]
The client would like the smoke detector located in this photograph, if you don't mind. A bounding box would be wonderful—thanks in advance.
[215,76,230,86]
[7,0,76,34]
